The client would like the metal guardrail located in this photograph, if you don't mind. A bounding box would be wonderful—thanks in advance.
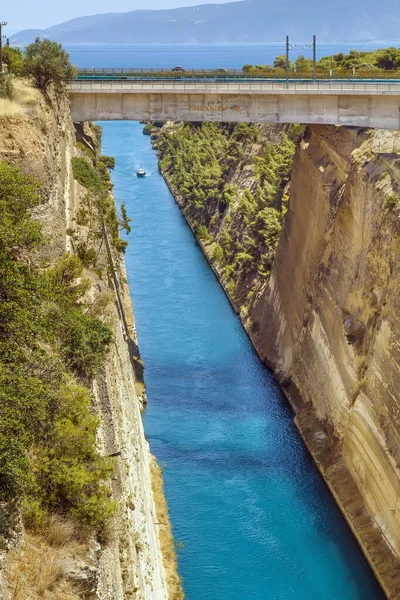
[75,67,400,82]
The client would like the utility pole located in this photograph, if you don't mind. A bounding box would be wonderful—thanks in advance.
[313,34,316,81]
[286,35,289,88]
[0,22,7,75]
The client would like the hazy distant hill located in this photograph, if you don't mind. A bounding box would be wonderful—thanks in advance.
[11,0,400,45]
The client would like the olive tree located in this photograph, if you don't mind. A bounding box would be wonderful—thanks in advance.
[24,37,76,92]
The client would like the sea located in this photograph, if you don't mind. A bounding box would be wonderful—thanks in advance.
[67,41,389,70]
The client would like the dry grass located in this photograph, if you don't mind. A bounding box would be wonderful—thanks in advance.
[0,79,41,118]
[13,79,41,107]
[5,515,90,600]
[151,458,184,600]
[0,98,25,117]
[135,381,146,397]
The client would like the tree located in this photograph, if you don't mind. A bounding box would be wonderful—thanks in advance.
[2,46,24,75]
[274,55,291,70]
[24,37,76,92]
[295,54,313,73]
[375,47,400,70]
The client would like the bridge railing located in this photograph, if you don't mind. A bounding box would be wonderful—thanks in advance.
[69,79,400,94]
[74,67,400,82]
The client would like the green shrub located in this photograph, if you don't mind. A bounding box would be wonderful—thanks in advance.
[0,163,117,534]
[288,123,306,144]
[75,141,95,158]
[24,37,77,92]
[236,251,254,269]
[21,497,48,529]
[385,193,400,210]
[58,310,113,377]
[28,384,117,529]
[226,279,237,297]
[71,156,102,192]
[197,224,211,241]
[212,243,224,262]
[2,47,24,75]
[143,123,154,135]
[0,73,14,99]
[99,155,115,170]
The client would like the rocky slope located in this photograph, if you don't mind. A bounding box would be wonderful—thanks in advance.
[0,84,179,599]
[155,121,400,598]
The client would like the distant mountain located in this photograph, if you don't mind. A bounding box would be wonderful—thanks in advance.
[11,0,400,45]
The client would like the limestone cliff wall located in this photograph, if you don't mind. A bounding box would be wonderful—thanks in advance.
[248,125,400,597]
[0,84,171,599]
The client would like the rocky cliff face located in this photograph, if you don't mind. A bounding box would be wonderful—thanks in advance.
[250,125,400,597]
[156,121,400,598]
[0,85,175,599]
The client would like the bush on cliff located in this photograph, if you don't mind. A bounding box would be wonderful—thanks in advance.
[72,156,102,193]
[71,149,130,253]
[0,161,116,532]
[24,37,76,93]
[0,73,15,100]
[2,46,24,76]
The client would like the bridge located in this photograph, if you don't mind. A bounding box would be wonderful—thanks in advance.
[68,77,400,129]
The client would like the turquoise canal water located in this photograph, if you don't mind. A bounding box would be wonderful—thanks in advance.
[100,120,384,600]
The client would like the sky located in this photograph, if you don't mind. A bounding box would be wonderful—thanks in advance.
[4,0,233,33]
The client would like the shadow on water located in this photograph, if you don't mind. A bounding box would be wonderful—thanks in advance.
[99,120,385,600]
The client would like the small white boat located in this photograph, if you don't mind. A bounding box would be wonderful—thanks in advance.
[137,168,146,177]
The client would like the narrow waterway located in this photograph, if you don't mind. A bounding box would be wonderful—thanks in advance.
[100,121,384,600]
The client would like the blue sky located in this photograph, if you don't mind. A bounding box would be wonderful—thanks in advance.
[4,0,233,33]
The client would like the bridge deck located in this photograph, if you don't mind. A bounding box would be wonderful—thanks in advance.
[68,79,400,128]
[69,79,400,96]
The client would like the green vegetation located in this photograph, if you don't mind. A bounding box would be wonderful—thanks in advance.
[385,193,400,211]
[72,156,102,192]
[156,122,304,297]
[2,46,24,76]
[24,37,76,92]
[0,161,116,535]
[143,121,165,135]
[99,155,115,170]
[0,73,14,100]
[242,46,400,77]
[71,144,130,255]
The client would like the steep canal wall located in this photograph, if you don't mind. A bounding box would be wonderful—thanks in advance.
[152,121,400,598]
[0,85,177,599]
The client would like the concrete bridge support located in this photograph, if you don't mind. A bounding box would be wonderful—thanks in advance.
[68,81,400,129]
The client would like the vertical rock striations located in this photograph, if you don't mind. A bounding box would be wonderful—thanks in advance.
[251,125,400,597]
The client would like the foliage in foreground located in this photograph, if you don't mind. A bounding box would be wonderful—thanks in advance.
[0,161,116,533]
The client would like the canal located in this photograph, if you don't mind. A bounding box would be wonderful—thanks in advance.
[100,120,383,600]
